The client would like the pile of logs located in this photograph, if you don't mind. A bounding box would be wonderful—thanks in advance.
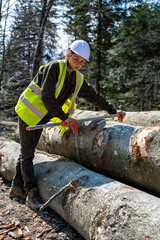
[36,109,160,195]
[0,109,160,240]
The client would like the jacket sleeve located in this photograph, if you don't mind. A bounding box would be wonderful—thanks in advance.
[78,79,117,114]
[40,63,69,121]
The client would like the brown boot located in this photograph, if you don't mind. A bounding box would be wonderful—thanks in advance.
[26,188,41,210]
[9,185,26,200]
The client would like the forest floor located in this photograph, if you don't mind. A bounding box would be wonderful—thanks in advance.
[0,121,84,240]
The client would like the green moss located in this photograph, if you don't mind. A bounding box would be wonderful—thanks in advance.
[89,210,109,240]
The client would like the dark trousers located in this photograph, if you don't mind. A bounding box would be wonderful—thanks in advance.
[12,117,45,193]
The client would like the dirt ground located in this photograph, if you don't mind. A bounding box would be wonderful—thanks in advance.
[0,176,85,240]
[0,123,85,240]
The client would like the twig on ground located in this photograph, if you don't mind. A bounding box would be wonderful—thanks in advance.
[36,227,53,238]
[0,221,15,229]
[39,179,79,211]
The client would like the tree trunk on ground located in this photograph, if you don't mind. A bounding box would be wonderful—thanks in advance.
[125,110,160,126]
[0,139,160,240]
[32,109,160,195]
[71,109,160,126]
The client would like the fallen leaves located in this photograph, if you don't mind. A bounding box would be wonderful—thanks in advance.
[0,221,31,240]
[17,227,23,238]
[36,227,53,238]
[32,213,37,219]
[0,176,84,240]
[0,226,16,240]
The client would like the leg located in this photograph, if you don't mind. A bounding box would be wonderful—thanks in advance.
[11,154,24,188]
[9,154,26,199]
[18,117,42,193]
[10,117,42,198]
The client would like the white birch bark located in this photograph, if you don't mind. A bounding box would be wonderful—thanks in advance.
[35,109,160,195]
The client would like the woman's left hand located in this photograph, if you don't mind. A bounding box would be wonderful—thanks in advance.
[117,110,126,122]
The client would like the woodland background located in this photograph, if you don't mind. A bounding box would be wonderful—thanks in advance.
[0,0,160,121]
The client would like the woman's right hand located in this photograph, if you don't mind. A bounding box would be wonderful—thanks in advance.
[64,118,75,127]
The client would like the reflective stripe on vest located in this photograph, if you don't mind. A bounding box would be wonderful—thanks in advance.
[28,82,42,98]
[20,94,44,119]
[68,70,82,114]
[55,60,66,94]
[15,59,84,126]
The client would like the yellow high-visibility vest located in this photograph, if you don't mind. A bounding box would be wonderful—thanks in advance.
[15,59,84,134]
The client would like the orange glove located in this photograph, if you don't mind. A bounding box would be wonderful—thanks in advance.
[117,110,126,122]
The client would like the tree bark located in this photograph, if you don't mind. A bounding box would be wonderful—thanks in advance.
[33,109,160,195]
[125,110,160,126]
[0,0,2,22]
[0,0,10,89]
[0,139,160,240]
[96,0,102,94]
[32,0,55,78]
[71,109,160,126]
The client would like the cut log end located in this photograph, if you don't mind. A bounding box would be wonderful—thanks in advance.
[132,126,160,158]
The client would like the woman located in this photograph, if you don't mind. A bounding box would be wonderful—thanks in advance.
[9,40,126,209]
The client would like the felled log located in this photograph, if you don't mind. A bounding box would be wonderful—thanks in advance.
[68,109,160,126]
[125,110,160,126]
[0,139,160,240]
[75,109,160,126]
[69,109,160,126]
[34,109,160,195]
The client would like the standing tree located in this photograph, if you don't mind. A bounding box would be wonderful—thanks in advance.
[32,0,56,78]
[0,0,57,119]
[62,0,122,110]
[106,1,160,111]
[0,0,2,22]
[0,0,10,89]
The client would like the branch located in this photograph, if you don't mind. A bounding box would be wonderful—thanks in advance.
[39,179,79,211]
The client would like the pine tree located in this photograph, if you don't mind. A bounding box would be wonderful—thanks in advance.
[0,0,10,89]
[32,0,57,78]
[106,1,160,111]
[0,0,57,119]
[62,0,121,110]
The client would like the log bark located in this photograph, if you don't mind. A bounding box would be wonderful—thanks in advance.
[125,110,160,126]
[34,109,160,195]
[0,139,160,240]
[72,109,160,126]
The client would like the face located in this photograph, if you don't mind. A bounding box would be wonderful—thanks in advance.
[67,52,86,72]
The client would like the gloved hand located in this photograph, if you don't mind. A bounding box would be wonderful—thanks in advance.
[117,110,126,122]
[64,117,75,127]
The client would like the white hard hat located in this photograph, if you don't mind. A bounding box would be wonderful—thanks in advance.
[70,40,90,61]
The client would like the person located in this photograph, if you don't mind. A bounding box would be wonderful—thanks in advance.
[9,40,126,209]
